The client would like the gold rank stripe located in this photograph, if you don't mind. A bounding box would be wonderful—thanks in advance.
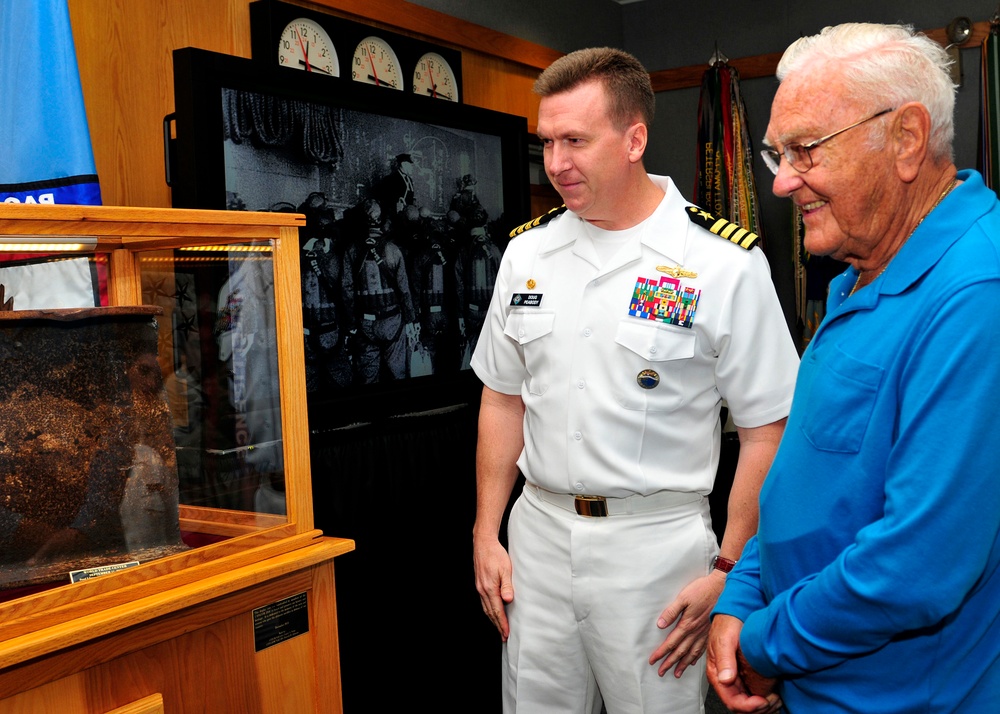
[685,206,760,250]
[509,204,568,238]
[710,218,759,249]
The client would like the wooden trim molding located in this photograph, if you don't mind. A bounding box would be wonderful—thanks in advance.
[306,0,563,70]
[303,6,994,93]
[649,19,995,92]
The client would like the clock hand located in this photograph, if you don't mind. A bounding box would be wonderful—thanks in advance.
[425,87,453,100]
[296,32,312,72]
[428,65,437,98]
[367,52,380,86]
[302,61,332,75]
[367,73,397,88]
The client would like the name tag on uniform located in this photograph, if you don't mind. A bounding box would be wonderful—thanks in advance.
[510,293,542,307]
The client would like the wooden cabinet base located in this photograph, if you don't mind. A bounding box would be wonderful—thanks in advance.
[0,537,352,714]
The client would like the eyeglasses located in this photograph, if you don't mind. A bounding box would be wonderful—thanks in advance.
[760,108,895,175]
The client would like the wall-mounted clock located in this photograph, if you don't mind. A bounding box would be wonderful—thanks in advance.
[278,17,339,76]
[413,51,458,101]
[352,36,403,90]
[249,0,463,102]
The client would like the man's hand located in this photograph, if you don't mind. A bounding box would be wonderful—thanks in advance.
[648,570,725,678]
[707,614,783,713]
[474,533,515,641]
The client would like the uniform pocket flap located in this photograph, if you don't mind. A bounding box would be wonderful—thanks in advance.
[504,310,556,345]
[615,319,695,362]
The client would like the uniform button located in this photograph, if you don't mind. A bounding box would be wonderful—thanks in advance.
[584,328,592,337]
[574,482,585,491]
[573,431,582,440]
[518,328,525,338]
[577,379,585,389]
[649,346,657,354]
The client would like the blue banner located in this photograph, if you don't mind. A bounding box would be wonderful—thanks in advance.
[0,0,102,204]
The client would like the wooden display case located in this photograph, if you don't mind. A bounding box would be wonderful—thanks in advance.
[0,204,354,714]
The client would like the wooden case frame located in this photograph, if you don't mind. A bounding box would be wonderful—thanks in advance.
[0,203,353,673]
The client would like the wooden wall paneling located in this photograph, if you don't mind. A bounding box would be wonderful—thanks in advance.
[462,53,543,133]
[65,0,989,208]
[67,0,255,209]
[65,0,557,208]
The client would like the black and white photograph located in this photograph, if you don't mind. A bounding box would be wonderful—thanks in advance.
[222,88,509,391]
[169,48,530,427]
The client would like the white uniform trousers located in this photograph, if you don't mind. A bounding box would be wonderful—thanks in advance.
[502,483,716,714]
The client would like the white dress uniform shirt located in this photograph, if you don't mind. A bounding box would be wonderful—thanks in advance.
[472,174,798,498]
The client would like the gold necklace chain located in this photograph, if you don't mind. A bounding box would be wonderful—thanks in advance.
[848,177,958,297]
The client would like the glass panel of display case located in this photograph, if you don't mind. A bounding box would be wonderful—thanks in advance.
[138,243,287,519]
[0,237,292,596]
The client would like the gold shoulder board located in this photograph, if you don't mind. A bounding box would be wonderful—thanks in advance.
[685,205,760,250]
[509,204,568,238]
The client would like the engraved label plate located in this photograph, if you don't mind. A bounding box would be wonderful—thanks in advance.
[253,591,310,651]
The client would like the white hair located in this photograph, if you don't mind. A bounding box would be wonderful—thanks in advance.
[777,23,956,161]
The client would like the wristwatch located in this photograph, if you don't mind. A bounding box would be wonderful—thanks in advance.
[713,556,737,573]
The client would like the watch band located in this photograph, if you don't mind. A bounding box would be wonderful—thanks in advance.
[713,556,737,573]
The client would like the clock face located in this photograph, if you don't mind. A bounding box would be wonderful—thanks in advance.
[352,35,403,90]
[278,18,339,76]
[412,52,458,101]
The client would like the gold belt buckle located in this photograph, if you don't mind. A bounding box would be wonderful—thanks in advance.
[575,495,608,517]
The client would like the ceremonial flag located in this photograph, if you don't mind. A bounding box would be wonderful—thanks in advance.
[695,60,731,219]
[694,58,766,250]
[979,18,1000,194]
[0,0,104,308]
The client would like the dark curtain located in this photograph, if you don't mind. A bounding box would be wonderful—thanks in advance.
[310,399,507,712]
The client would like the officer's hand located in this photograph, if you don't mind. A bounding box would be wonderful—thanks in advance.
[473,533,514,641]
[649,570,726,678]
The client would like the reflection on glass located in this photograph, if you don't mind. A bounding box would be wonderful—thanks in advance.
[140,243,286,517]
[0,304,189,590]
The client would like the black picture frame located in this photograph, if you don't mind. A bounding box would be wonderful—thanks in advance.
[168,47,530,431]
